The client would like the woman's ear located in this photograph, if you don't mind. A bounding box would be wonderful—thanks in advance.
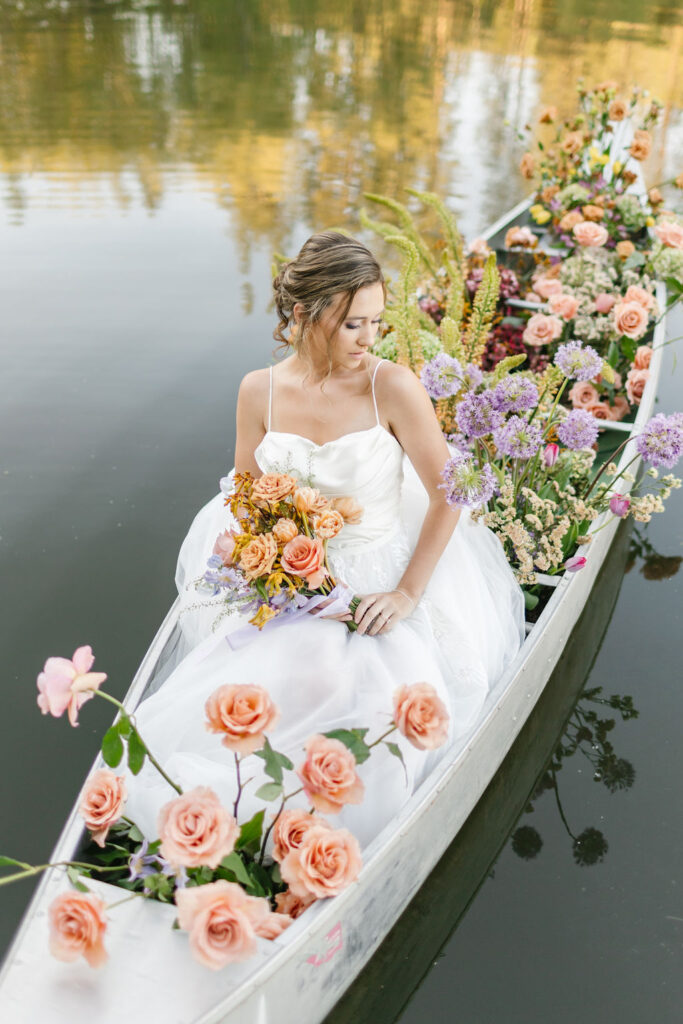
[292,302,305,324]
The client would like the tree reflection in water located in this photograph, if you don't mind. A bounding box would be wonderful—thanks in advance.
[625,524,683,581]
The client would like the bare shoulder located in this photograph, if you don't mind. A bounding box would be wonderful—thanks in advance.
[238,367,270,408]
[374,358,429,411]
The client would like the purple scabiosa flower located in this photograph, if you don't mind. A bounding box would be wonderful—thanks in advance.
[492,375,540,414]
[635,414,683,469]
[420,352,464,399]
[554,341,603,382]
[440,452,496,509]
[493,416,543,460]
[455,390,504,437]
[557,409,600,450]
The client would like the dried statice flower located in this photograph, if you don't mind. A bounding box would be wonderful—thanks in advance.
[440,452,496,509]
[455,390,504,437]
[554,341,603,382]
[420,352,464,399]
[557,409,600,450]
[493,416,543,460]
[635,414,683,469]
[492,375,540,414]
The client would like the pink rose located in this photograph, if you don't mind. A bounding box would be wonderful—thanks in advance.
[549,293,579,320]
[36,645,107,727]
[633,345,653,370]
[272,808,331,863]
[393,683,450,751]
[158,786,239,869]
[572,221,609,247]
[533,276,564,299]
[272,518,298,544]
[212,529,238,567]
[613,301,649,340]
[297,734,364,815]
[293,487,329,515]
[78,769,127,848]
[205,683,280,755]
[48,891,108,968]
[275,888,316,919]
[504,226,537,249]
[522,313,563,347]
[279,825,362,899]
[585,402,611,420]
[281,535,328,589]
[594,292,616,314]
[255,912,292,940]
[175,880,271,969]
[312,508,345,540]
[654,220,683,249]
[623,285,655,311]
[568,382,600,409]
[607,395,630,421]
[626,367,649,405]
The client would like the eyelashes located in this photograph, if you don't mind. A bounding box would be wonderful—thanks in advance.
[345,320,383,330]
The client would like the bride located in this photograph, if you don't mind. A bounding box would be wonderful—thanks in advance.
[125,230,525,849]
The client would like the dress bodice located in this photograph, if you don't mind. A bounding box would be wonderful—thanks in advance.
[254,424,405,552]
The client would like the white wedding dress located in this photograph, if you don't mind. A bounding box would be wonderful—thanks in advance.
[125,362,525,848]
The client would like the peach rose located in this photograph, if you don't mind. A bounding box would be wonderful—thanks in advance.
[533,276,563,299]
[648,187,664,206]
[538,105,557,123]
[616,240,635,259]
[504,226,537,249]
[654,220,683,249]
[594,292,616,314]
[624,285,655,311]
[281,535,328,589]
[626,367,649,405]
[272,809,331,863]
[78,769,127,848]
[239,532,278,580]
[608,99,627,121]
[175,880,271,969]
[519,152,535,179]
[312,508,344,540]
[629,129,651,161]
[272,518,298,544]
[48,891,108,968]
[522,313,563,347]
[561,131,584,155]
[330,496,364,524]
[581,204,605,222]
[393,682,450,751]
[573,221,609,247]
[275,888,316,919]
[467,237,490,256]
[297,734,364,815]
[633,345,653,370]
[595,79,618,92]
[279,825,362,899]
[213,529,238,567]
[568,382,600,409]
[251,473,297,506]
[158,786,239,869]
[559,210,584,232]
[293,487,329,515]
[205,683,279,755]
[549,293,579,320]
[585,402,611,420]
[255,911,292,940]
[540,184,560,203]
[36,645,107,727]
[614,301,649,340]
[607,395,630,421]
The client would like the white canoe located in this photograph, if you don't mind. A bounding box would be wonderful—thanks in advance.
[0,192,668,1024]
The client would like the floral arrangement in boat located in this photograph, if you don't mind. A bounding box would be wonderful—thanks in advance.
[0,644,450,971]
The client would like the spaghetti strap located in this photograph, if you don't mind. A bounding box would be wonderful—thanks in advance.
[268,365,273,431]
[370,358,384,426]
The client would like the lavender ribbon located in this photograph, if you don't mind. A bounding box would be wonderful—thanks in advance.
[225,583,355,650]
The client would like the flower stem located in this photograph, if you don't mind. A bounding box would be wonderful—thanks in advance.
[233,753,243,820]
[258,795,286,866]
[367,724,397,749]
[93,690,182,796]
[0,860,126,888]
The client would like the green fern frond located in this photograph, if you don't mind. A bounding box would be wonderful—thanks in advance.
[363,192,437,276]
[491,354,528,382]
[439,315,467,363]
[359,209,404,243]
[463,253,500,364]
[444,257,465,329]
[406,188,464,265]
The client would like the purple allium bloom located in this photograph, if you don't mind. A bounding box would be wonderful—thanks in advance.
[635,414,683,469]
[420,352,464,399]
[557,409,600,450]
[554,341,603,382]
[440,452,496,509]
[456,390,504,437]
[493,416,543,460]
[667,411,683,430]
[492,375,539,414]
[445,431,471,452]
[463,363,484,390]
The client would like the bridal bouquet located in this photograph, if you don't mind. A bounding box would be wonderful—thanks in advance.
[201,470,363,633]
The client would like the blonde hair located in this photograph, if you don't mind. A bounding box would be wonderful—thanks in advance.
[272,230,385,370]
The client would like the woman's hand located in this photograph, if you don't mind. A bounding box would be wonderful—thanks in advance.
[354,589,416,636]
[308,595,354,622]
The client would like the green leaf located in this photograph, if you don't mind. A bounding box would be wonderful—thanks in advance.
[127,729,146,775]
[101,726,124,768]
[664,275,683,297]
[522,588,540,611]
[236,810,265,853]
[623,251,646,270]
[67,865,91,893]
[219,852,252,888]
[323,728,371,765]
[619,335,638,364]
[127,823,144,843]
[117,714,132,738]
[385,741,408,785]
[255,782,283,802]
[0,856,28,869]
[253,737,293,785]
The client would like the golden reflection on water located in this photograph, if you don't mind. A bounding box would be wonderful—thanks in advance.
[1,0,682,247]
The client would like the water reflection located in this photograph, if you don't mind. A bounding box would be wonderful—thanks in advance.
[625,523,683,579]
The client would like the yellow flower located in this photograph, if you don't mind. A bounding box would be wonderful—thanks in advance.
[612,160,623,175]
[265,571,287,595]
[645,216,655,226]
[530,204,551,224]
[250,605,278,630]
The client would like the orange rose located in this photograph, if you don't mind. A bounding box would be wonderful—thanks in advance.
[540,184,560,203]
[616,240,635,260]
[519,152,535,179]
[585,402,611,420]
[538,105,557,123]
[568,382,600,409]
[549,293,579,320]
[504,226,537,249]
[312,508,345,539]
[607,396,630,421]
[281,535,328,589]
[393,682,450,751]
[293,487,329,515]
[623,170,638,185]
[626,367,649,405]
[205,683,280,754]
[561,131,584,155]
[654,220,683,249]
[175,880,271,968]
[522,313,563,347]
[608,99,627,121]
[297,734,364,814]
[648,188,664,206]
[279,825,362,899]
[559,209,584,233]
[251,473,297,506]
[533,275,563,299]
[272,808,331,863]
[275,888,316,919]
[581,204,604,221]
[573,221,609,247]
[240,532,278,580]
[272,518,298,544]
[595,80,618,93]
[633,345,653,370]
[613,301,649,340]
[330,496,364,524]
[78,769,127,848]
[623,285,655,311]
[213,529,238,567]
[49,891,108,968]
[629,129,651,161]
[158,786,239,869]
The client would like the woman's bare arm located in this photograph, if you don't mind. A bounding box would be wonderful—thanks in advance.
[234,369,269,476]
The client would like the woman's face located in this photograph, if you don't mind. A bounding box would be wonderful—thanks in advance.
[306,281,385,372]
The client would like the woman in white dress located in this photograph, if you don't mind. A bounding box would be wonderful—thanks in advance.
[125,230,525,849]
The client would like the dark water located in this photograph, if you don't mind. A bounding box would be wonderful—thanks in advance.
[1,1,682,1020]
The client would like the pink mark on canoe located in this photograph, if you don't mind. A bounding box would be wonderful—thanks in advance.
[306,923,343,966]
